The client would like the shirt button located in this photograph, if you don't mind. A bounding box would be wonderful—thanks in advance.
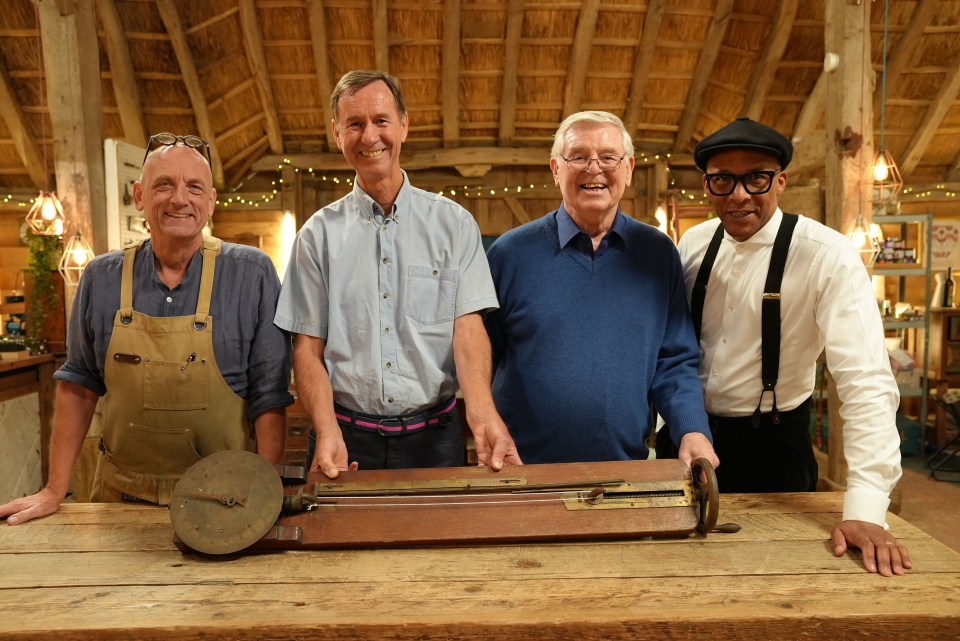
[722,338,727,344]
[387,397,394,403]
[165,296,172,303]
[727,304,733,311]
[432,269,438,276]
[382,258,389,264]
[382,292,389,299]
[385,362,392,369]
[384,327,390,334]
[712,370,719,377]
[380,226,387,232]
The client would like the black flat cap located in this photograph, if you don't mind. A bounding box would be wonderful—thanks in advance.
[694,116,793,171]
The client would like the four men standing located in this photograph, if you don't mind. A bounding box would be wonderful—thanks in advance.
[0,69,911,577]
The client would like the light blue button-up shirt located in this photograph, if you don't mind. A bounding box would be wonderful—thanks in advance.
[275,172,498,416]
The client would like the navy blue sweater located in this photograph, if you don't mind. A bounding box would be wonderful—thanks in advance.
[485,210,711,463]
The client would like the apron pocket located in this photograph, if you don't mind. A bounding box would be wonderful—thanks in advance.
[105,422,203,476]
[143,358,209,410]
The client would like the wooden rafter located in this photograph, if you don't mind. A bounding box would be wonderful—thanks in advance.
[441,0,461,148]
[793,71,826,137]
[742,0,798,120]
[96,0,147,146]
[238,0,283,154]
[562,0,601,117]
[623,0,665,135]
[227,136,270,190]
[787,131,827,176]
[873,0,937,128]
[307,0,335,150]
[672,0,734,153]
[155,0,225,189]
[253,146,549,173]
[504,196,531,226]
[0,52,47,189]
[372,0,389,73]
[899,58,960,176]
[497,0,523,146]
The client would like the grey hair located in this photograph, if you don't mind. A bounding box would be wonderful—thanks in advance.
[551,111,634,158]
[331,70,407,121]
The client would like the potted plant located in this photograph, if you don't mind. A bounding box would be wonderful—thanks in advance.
[24,234,61,355]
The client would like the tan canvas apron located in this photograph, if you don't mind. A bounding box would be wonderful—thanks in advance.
[91,236,249,505]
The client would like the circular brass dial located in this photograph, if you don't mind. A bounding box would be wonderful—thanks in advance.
[169,450,283,555]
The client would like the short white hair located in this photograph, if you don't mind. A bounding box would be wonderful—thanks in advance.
[551,111,634,159]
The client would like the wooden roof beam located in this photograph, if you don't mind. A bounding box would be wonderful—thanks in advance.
[238,0,283,155]
[873,0,937,125]
[372,0,389,73]
[0,52,48,189]
[155,0,225,189]
[497,0,524,146]
[307,0,335,151]
[441,0,461,148]
[672,0,734,153]
[562,0,601,117]
[226,135,270,191]
[742,0,798,120]
[794,71,827,137]
[253,147,549,173]
[96,0,147,146]
[623,0,665,135]
[899,59,960,176]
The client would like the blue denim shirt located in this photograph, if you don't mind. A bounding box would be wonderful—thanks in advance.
[55,240,293,421]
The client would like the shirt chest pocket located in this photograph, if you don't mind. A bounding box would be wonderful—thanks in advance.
[405,265,458,325]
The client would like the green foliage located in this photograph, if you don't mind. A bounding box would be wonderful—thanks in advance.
[26,234,60,342]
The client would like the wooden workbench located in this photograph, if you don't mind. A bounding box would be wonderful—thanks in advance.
[1,492,958,640]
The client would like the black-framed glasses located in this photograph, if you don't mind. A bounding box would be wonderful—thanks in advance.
[560,153,626,172]
[704,170,779,196]
[142,133,211,166]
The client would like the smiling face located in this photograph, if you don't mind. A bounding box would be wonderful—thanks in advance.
[332,80,409,193]
[133,144,215,250]
[550,121,635,227]
[703,148,787,242]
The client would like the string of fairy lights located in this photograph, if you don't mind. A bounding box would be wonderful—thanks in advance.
[4,162,960,212]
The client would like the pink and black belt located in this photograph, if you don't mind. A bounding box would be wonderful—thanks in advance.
[334,397,457,436]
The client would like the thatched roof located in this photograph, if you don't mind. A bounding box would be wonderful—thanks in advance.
[1,0,959,197]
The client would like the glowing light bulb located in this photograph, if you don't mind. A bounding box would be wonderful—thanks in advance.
[873,156,889,182]
[41,197,57,220]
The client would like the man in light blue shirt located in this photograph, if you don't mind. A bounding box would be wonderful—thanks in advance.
[276,70,520,477]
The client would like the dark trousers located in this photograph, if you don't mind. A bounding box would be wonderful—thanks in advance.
[709,397,817,493]
[306,408,466,470]
[656,397,817,493]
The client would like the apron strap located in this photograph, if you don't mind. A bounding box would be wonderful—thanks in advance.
[194,236,221,329]
[119,239,148,324]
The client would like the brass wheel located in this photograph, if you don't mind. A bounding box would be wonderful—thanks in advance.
[692,457,719,535]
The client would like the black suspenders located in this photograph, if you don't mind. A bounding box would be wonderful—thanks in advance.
[691,213,799,427]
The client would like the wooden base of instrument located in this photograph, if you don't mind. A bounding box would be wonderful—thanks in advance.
[171,455,719,555]
[258,458,716,551]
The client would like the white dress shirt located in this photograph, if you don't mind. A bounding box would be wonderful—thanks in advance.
[678,209,902,526]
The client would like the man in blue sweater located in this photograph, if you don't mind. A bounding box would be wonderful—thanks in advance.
[485,111,718,469]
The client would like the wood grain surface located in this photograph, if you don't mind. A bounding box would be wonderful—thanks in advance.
[1,493,958,640]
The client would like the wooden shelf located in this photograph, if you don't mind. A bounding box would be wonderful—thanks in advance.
[0,301,26,315]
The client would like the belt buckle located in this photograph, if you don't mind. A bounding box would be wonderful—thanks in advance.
[376,416,411,436]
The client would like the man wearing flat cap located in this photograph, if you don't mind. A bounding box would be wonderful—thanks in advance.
[674,116,910,576]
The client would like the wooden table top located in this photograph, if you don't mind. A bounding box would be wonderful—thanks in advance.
[1,492,958,640]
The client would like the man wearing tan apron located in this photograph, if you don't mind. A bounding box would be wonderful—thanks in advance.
[1,135,292,524]
[92,236,249,505]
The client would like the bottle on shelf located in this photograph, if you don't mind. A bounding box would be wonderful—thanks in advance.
[944,266,955,308]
